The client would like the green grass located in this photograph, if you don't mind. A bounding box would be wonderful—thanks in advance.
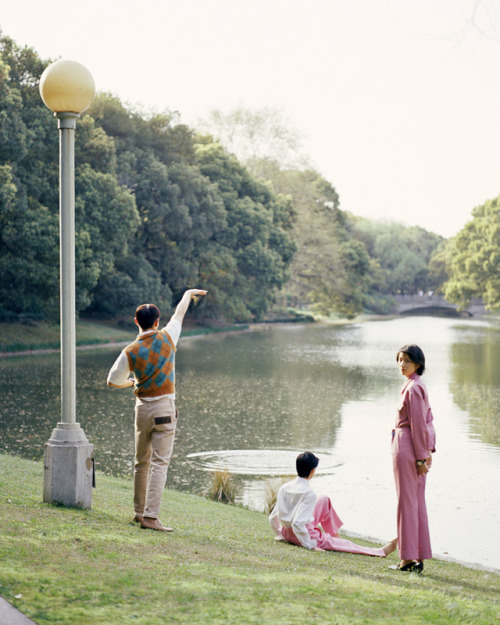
[0,319,249,353]
[0,319,136,353]
[0,455,498,625]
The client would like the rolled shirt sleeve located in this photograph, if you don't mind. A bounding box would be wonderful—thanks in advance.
[107,351,131,387]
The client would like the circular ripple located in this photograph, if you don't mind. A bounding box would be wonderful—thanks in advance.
[186,449,340,476]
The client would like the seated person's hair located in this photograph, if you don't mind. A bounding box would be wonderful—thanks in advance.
[296,452,319,478]
[135,304,160,331]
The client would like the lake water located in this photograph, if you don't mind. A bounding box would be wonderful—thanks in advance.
[1,315,499,571]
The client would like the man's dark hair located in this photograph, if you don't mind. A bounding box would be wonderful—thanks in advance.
[296,452,319,478]
[135,304,160,331]
[397,344,426,375]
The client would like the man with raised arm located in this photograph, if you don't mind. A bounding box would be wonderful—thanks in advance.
[107,289,207,531]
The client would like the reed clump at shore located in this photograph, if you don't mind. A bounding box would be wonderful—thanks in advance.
[0,454,498,625]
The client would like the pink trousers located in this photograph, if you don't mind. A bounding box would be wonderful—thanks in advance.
[281,495,387,557]
[392,428,432,560]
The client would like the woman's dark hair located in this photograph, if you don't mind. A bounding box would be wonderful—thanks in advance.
[397,344,425,375]
[296,452,319,478]
[135,303,160,331]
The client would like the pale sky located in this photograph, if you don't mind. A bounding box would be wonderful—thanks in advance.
[1,0,500,238]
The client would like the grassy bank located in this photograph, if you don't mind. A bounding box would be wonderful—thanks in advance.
[0,319,136,353]
[0,319,249,354]
[0,455,498,625]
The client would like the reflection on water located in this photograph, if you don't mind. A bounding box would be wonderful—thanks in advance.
[448,323,500,446]
[0,316,499,569]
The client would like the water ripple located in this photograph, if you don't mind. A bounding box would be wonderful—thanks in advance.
[186,448,341,476]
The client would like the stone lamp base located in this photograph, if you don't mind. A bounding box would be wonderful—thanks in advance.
[43,422,94,509]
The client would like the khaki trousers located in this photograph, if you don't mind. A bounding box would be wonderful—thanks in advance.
[134,396,177,519]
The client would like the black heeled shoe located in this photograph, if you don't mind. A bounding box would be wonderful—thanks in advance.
[389,560,424,573]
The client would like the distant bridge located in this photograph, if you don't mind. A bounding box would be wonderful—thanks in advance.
[391,294,485,317]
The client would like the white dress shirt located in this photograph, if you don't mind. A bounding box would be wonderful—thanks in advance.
[269,477,317,549]
[106,319,181,401]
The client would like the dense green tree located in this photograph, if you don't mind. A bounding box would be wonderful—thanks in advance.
[427,241,449,293]
[76,116,117,174]
[132,155,227,296]
[242,162,371,318]
[195,140,296,321]
[0,56,27,163]
[290,173,370,318]
[75,165,140,311]
[88,254,170,317]
[88,97,297,321]
[89,95,228,316]
[0,34,453,325]
[351,218,444,295]
[0,35,58,204]
[0,40,60,319]
[0,37,143,319]
[444,195,500,310]
[88,94,195,167]
[0,164,16,210]
[373,232,427,294]
[0,183,59,318]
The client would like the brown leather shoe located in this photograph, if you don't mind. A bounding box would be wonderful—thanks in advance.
[132,515,143,523]
[140,517,174,532]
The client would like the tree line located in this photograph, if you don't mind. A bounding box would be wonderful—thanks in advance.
[0,34,498,324]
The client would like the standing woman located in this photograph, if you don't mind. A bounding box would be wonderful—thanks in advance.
[391,344,436,573]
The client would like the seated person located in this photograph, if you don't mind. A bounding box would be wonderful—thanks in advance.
[269,451,397,556]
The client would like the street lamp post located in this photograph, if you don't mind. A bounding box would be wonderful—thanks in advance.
[39,60,96,509]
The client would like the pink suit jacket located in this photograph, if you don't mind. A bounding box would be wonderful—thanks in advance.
[396,373,436,459]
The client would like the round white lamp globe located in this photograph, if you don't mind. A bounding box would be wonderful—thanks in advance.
[39,59,95,114]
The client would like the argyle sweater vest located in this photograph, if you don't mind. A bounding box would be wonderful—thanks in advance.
[124,330,176,398]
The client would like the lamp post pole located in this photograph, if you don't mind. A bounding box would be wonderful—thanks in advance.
[59,112,78,426]
[39,60,95,509]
